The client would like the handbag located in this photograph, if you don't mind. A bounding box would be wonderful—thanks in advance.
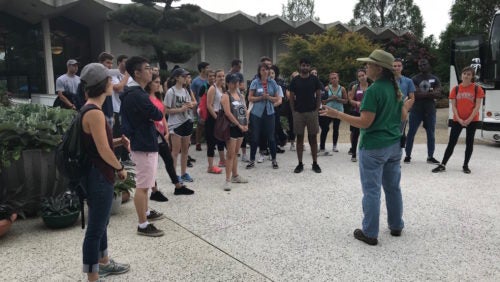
[214,109,230,141]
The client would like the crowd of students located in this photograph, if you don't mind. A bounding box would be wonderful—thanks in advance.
[61,49,483,280]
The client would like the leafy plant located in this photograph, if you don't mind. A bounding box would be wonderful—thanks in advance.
[40,192,79,217]
[114,169,136,198]
[0,104,75,172]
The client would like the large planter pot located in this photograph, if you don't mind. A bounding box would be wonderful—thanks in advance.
[42,210,79,229]
[0,149,68,217]
[110,192,122,215]
[121,191,130,204]
[0,213,17,237]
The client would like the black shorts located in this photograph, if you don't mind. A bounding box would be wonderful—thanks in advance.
[230,126,244,138]
[173,120,194,137]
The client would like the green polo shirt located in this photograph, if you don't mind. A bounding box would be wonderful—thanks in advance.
[359,79,403,150]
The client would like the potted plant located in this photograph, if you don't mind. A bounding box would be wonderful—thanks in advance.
[0,202,23,237]
[0,103,74,216]
[114,170,135,204]
[40,191,80,229]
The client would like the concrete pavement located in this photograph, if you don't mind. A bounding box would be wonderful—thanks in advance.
[1,140,499,281]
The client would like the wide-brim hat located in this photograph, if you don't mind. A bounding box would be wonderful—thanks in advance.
[356,49,395,70]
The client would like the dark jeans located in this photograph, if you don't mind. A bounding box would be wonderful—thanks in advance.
[158,138,179,185]
[350,112,361,158]
[250,113,276,161]
[319,116,341,149]
[113,112,130,161]
[82,165,113,273]
[441,121,477,166]
[286,106,295,141]
[405,107,436,158]
[274,106,287,146]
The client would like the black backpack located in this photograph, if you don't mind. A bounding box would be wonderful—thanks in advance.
[55,104,98,228]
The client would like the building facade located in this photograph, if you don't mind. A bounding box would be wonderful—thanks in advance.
[0,0,409,101]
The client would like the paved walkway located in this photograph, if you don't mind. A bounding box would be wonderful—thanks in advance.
[1,138,500,281]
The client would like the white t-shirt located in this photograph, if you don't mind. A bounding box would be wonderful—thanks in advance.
[164,86,193,130]
[111,70,132,113]
[55,74,80,95]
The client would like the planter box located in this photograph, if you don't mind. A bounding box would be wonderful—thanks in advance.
[110,192,122,215]
[42,210,79,229]
[0,149,68,217]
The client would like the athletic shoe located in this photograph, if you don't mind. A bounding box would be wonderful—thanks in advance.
[188,155,196,162]
[463,166,471,174]
[246,161,255,169]
[98,258,130,277]
[146,209,165,221]
[403,156,411,163]
[332,146,339,152]
[207,166,223,174]
[223,181,231,191]
[427,157,440,164]
[187,160,193,168]
[257,154,264,163]
[181,173,194,182]
[177,175,183,184]
[348,148,353,155]
[137,223,164,237]
[319,149,332,156]
[218,161,225,167]
[241,154,250,162]
[351,157,357,162]
[174,185,194,195]
[149,191,168,202]
[260,149,270,156]
[432,164,446,173]
[276,147,285,154]
[196,144,202,151]
[272,161,279,169]
[290,143,296,151]
[312,163,322,173]
[353,229,378,246]
[231,175,248,183]
[294,163,304,173]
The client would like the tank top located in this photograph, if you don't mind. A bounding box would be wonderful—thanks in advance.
[228,92,248,126]
[149,95,165,135]
[81,104,115,184]
[213,85,223,111]
[353,84,366,113]
[326,84,344,112]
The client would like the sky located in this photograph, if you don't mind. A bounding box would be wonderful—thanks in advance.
[108,0,453,39]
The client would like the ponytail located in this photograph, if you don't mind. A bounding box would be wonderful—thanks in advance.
[382,68,402,101]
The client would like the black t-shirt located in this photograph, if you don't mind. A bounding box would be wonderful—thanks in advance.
[411,73,441,113]
[289,75,322,113]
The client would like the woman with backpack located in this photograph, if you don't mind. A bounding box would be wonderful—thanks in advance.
[432,66,484,174]
[79,63,130,281]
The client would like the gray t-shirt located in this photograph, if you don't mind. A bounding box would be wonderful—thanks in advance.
[55,74,80,95]
[164,86,193,131]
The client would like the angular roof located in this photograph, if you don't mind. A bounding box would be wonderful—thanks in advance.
[0,0,411,38]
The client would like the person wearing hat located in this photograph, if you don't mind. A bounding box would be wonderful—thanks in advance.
[320,49,414,246]
[164,67,198,185]
[79,63,131,280]
[54,59,80,109]
[220,72,249,191]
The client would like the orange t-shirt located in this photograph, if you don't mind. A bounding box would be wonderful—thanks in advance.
[449,83,485,121]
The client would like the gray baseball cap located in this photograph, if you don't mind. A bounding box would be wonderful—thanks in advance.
[80,63,110,87]
[66,59,78,66]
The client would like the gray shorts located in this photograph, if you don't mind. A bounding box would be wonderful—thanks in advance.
[293,111,319,136]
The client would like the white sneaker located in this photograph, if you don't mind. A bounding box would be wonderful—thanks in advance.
[257,154,264,163]
[231,175,248,183]
[332,146,339,152]
[241,154,249,162]
[290,143,296,151]
[223,181,231,191]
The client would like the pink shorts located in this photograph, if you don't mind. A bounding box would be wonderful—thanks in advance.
[130,151,158,189]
